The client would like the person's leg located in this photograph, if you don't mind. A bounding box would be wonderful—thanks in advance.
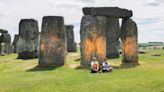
[91,69,97,73]
[102,69,105,73]
[98,68,101,72]
[108,67,113,72]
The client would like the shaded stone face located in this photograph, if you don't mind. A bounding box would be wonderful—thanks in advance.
[83,7,133,18]
[0,32,13,55]
[12,34,19,53]
[0,29,7,33]
[65,25,77,52]
[0,43,5,55]
[19,19,39,40]
[17,19,39,59]
[0,32,8,43]
[80,15,107,65]
[106,17,120,59]
[121,18,138,63]
[39,16,66,66]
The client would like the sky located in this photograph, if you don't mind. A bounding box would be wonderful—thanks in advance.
[0,0,164,43]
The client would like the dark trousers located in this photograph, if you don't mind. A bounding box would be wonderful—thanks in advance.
[91,68,101,73]
[102,69,112,73]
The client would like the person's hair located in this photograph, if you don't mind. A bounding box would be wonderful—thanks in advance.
[92,57,97,60]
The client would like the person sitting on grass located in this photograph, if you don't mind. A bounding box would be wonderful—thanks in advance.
[102,58,113,73]
[91,57,100,73]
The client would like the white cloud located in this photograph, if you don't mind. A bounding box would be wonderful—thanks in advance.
[147,0,159,6]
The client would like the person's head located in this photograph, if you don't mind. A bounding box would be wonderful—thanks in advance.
[92,57,97,61]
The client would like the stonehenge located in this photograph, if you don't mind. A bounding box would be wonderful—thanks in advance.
[39,16,66,66]
[65,25,77,52]
[0,7,138,65]
[16,19,39,59]
[80,15,107,65]
[80,7,138,65]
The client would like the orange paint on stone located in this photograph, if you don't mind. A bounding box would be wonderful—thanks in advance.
[96,37,106,58]
[83,32,106,61]
[84,38,94,60]
[40,43,45,51]
[123,37,136,56]
[40,32,63,64]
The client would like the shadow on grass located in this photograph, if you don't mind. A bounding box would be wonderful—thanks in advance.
[74,58,81,62]
[112,63,140,69]
[26,65,61,72]
[75,65,90,70]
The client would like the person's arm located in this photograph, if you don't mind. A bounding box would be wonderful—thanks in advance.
[91,62,93,69]
[97,62,99,71]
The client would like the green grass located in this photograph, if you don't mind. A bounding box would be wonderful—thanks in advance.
[0,49,164,92]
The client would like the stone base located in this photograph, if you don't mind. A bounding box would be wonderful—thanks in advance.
[17,51,37,59]
[67,43,77,52]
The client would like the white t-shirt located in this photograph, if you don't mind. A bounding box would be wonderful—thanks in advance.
[91,61,99,69]
[102,62,110,70]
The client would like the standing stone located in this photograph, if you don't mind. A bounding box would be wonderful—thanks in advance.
[0,30,7,55]
[65,25,77,52]
[39,16,66,66]
[0,32,8,43]
[0,43,5,55]
[80,15,107,65]
[121,18,138,63]
[12,34,19,53]
[106,17,120,59]
[0,32,12,54]
[5,33,12,54]
[16,19,39,59]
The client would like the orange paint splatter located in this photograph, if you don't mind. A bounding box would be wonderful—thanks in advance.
[40,32,64,64]
[122,37,137,56]
[83,32,106,61]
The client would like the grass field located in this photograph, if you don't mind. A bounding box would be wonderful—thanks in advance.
[0,49,164,92]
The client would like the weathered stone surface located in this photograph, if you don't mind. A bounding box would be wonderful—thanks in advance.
[121,18,138,63]
[39,16,66,66]
[65,25,77,52]
[106,17,120,59]
[16,19,39,59]
[12,34,19,53]
[0,43,5,55]
[0,32,13,55]
[83,7,133,18]
[5,33,13,54]
[80,15,107,65]
[0,29,7,33]
[0,32,8,43]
